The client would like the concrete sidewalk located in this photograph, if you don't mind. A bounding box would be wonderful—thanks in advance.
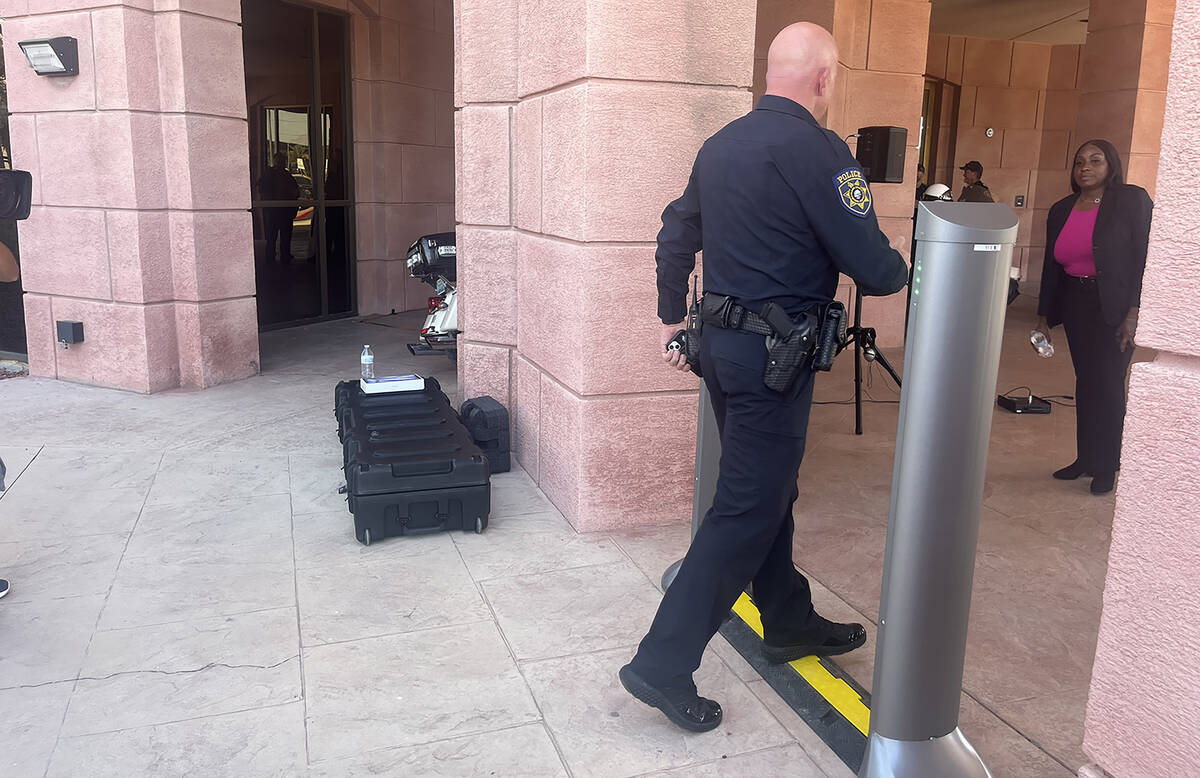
[0,314,847,777]
[0,305,1102,777]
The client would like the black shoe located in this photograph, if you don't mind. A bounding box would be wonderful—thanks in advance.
[0,579,8,599]
[618,664,723,733]
[1090,472,1116,494]
[763,617,867,664]
[1053,460,1092,480]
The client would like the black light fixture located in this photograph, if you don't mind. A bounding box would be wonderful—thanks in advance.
[18,37,79,77]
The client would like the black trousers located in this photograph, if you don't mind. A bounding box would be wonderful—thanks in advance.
[629,326,818,690]
[1060,278,1134,474]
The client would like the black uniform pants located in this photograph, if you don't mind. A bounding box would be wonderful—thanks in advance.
[629,325,818,690]
[1060,278,1133,474]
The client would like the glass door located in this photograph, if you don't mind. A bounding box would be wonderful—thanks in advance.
[242,0,354,328]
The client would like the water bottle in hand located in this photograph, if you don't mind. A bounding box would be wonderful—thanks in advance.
[361,345,375,379]
[1030,330,1054,359]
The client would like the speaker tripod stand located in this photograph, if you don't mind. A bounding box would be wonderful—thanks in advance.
[837,286,902,435]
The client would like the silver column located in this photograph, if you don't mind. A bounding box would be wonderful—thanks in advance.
[662,382,722,589]
[861,202,1017,778]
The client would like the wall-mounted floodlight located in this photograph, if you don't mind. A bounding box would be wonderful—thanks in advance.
[18,37,79,77]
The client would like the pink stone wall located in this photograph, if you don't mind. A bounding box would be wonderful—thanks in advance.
[935,35,1083,294]
[754,0,929,348]
[1083,0,1200,774]
[457,0,757,531]
[1075,0,1175,200]
[351,0,455,316]
[6,0,259,392]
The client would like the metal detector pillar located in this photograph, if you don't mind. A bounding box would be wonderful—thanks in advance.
[662,382,722,589]
[860,202,1017,778]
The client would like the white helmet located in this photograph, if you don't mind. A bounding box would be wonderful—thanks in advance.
[922,183,952,201]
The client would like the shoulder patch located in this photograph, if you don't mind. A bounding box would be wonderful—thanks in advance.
[834,167,873,218]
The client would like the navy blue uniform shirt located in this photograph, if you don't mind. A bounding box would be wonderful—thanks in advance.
[656,95,909,324]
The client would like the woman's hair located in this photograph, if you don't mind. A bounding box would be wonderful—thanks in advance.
[1071,138,1124,193]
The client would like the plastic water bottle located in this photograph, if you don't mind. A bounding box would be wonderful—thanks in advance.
[1030,330,1055,359]
[361,345,375,379]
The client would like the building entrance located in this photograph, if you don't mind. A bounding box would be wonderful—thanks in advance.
[242,0,355,328]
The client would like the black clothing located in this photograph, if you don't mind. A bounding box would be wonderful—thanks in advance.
[1039,185,1152,477]
[629,327,820,688]
[655,96,908,324]
[957,181,994,203]
[258,166,300,263]
[1060,278,1134,474]
[633,96,906,691]
[1038,185,1153,328]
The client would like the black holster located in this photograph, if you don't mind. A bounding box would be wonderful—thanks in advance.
[812,301,847,372]
[760,301,817,393]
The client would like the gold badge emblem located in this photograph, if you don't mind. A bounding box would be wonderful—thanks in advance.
[836,168,873,218]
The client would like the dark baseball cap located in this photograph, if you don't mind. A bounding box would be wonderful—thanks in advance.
[960,160,984,175]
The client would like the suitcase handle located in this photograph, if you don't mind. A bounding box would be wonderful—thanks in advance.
[403,519,446,535]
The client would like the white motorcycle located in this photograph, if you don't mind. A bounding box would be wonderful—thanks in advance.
[406,232,459,360]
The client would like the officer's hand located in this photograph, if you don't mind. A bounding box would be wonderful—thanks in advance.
[888,233,908,256]
[661,323,690,372]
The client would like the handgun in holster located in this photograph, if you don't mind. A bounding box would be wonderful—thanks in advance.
[760,301,818,393]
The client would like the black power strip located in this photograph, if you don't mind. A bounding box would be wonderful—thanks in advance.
[997,393,1052,414]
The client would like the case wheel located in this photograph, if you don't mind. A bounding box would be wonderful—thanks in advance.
[474,516,484,534]
[362,528,372,546]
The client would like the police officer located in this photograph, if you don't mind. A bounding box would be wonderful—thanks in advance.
[958,160,995,203]
[619,22,908,733]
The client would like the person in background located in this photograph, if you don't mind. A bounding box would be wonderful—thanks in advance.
[0,238,16,598]
[957,160,994,203]
[259,152,300,263]
[1035,139,1152,495]
[915,163,928,202]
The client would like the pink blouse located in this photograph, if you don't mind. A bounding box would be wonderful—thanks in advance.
[1054,207,1099,278]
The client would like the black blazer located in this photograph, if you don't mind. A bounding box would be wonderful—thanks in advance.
[1038,184,1153,328]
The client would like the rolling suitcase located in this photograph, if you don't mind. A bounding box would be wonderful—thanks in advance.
[341,381,490,546]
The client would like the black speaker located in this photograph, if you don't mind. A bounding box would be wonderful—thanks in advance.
[0,170,33,221]
[855,126,907,184]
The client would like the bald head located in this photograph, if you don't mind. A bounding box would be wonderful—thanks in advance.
[765,23,839,123]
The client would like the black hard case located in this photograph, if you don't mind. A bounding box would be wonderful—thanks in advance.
[337,379,490,544]
[406,232,457,284]
[335,378,447,446]
[460,396,511,474]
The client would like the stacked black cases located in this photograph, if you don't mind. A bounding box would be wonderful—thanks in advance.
[460,396,511,473]
[335,377,446,445]
[335,379,489,546]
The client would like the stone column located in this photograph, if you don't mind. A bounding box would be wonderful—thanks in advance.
[6,0,259,391]
[456,0,756,531]
[1082,1,1199,774]
[754,0,930,347]
[1076,0,1176,196]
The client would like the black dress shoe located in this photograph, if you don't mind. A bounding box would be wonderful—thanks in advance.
[763,617,867,664]
[618,664,723,733]
[1091,471,1116,494]
[1053,460,1092,480]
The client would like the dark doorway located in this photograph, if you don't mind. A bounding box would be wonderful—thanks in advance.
[242,0,355,328]
[920,76,961,190]
[0,26,26,358]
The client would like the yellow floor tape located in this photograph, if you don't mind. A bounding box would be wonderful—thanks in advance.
[731,592,872,736]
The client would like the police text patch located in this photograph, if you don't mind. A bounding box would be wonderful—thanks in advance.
[835,168,873,218]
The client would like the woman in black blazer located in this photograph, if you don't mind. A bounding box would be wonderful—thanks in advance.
[1036,139,1153,495]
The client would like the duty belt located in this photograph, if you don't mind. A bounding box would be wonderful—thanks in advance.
[699,294,784,336]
